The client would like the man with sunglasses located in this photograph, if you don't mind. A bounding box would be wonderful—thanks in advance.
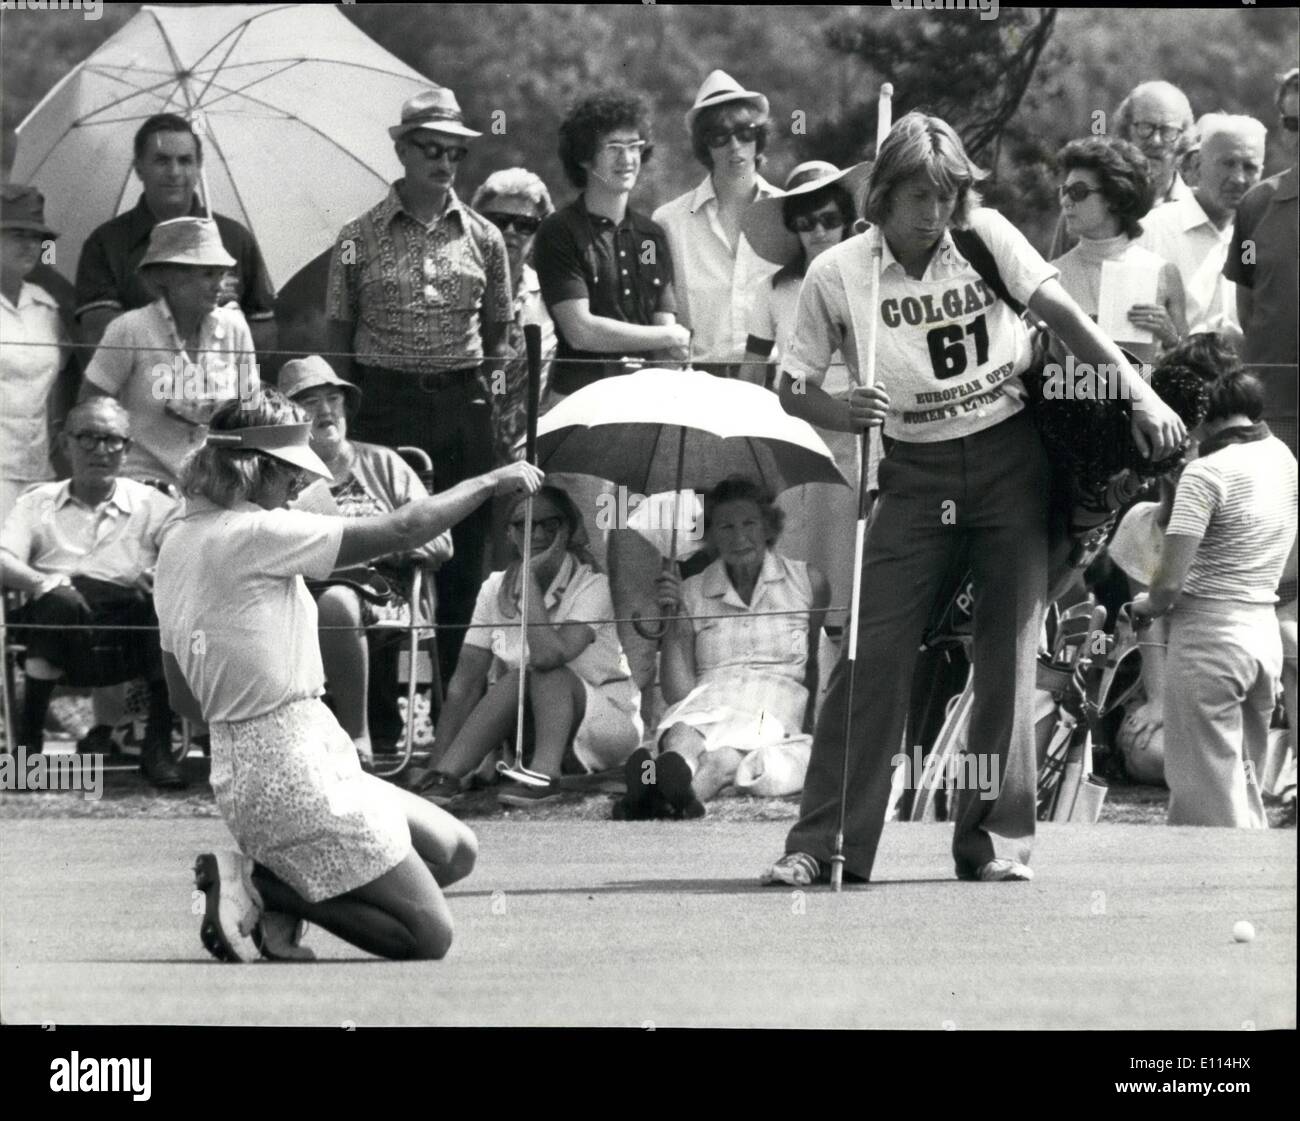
[0,398,184,787]
[652,71,781,377]
[326,87,513,678]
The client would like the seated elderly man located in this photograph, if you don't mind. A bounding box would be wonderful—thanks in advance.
[0,398,184,788]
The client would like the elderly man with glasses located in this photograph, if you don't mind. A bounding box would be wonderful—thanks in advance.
[0,398,183,787]
[652,70,782,378]
[325,87,513,679]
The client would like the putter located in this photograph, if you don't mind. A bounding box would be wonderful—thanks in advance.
[830,82,892,892]
[497,323,552,789]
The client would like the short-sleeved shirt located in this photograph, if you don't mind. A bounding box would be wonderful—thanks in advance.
[1224,167,1299,369]
[83,298,257,486]
[154,498,344,723]
[0,477,177,586]
[464,553,637,698]
[1166,426,1297,603]
[749,272,851,396]
[785,208,1057,442]
[1137,192,1238,335]
[652,175,781,363]
[534,195,677,396]
[74,194,275,324]
[325,183,512,375]
[0,281,69,482]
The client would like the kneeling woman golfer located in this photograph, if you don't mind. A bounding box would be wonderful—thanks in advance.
[155,390,541,961]
[761,112,1186,887]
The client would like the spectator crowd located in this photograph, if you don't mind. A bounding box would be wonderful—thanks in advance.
[1,66,1295,851]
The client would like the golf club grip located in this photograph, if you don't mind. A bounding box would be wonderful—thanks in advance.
[524,322,542,465]
[877,83,894,150]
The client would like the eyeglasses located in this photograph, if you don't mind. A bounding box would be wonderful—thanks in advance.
[404,137,469,163]
[789,211,846,233]
[599,140,651,160]
[1282,115,1299,134]
[71,432,129,453]
[1129,121,1184,144]
[702,123,762,149]
[1059,182,1106,203]
[483,211,541,235]
[509,515,564,535]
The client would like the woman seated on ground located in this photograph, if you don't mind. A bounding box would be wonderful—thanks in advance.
[1051,136,1187,367]
[280,355,452,769]
[616,477,830,820]
[411,485,643,807]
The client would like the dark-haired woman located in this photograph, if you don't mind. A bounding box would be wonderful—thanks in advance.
[411,484,644,808]
[619,478,830,819]
[155,390,541,962]
[1133,339,1297,827]
[1051,136,1187,365]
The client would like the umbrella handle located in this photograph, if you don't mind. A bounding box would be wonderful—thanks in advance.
[632,556,680,642]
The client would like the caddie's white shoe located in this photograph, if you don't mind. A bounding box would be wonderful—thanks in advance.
[975,858,1034,882]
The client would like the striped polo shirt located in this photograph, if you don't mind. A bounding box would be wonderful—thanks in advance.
[1166,425,1297,603]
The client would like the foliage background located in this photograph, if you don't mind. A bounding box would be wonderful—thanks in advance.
[2,2,1296,261]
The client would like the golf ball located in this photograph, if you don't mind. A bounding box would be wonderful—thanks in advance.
[1232,921,1255,943]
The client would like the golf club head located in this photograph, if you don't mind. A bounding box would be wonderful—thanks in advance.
[496,760,553,788]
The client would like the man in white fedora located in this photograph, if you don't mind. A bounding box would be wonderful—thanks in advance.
[325,87,512,679]
[652,70,782,377]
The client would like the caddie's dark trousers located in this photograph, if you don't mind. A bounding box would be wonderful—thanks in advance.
[351,364,495,682]
[786,408,1050,880]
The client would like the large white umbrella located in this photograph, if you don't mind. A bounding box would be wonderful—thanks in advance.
[11,3,429,289]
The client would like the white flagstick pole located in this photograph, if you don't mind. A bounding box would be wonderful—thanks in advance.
[831,81,893,893]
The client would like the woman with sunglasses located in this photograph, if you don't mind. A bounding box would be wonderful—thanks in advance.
[411,485,643,807]
[1052,136,1187,365]
[470,169,558,462]
[157,389,542,962]
[741,161,872,633]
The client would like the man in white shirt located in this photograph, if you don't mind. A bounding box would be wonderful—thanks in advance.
[653,70,781,377]
[1140,113,1266,342]
[0,398,183,787]
[0,184,72,529]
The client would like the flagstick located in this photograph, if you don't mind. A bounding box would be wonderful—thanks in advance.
[831,81,892,893]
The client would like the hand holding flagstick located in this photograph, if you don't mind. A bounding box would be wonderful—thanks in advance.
[831,81,893,894]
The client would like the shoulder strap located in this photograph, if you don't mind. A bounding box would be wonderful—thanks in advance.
[950,226,1025,317]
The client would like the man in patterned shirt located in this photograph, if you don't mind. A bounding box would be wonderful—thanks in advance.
[325,87,513,676]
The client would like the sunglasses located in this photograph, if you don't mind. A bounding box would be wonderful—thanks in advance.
[405,137,469,163]
[789,211,846,234]
[509,515,565,535]
[1059,182,1106,203]
[1129,121,1184,144]
[71,432,129,453]
[702,122,762,149]
[1282,115,1299,134]
[483,211,542,235]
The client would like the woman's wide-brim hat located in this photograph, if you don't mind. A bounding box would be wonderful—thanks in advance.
[741,160,873,267]
[1,183,58,238]
[278,355,362,415]
[139,217,236,270]
[204,423,332,479]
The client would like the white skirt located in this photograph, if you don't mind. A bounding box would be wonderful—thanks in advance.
[210,697,411,902]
